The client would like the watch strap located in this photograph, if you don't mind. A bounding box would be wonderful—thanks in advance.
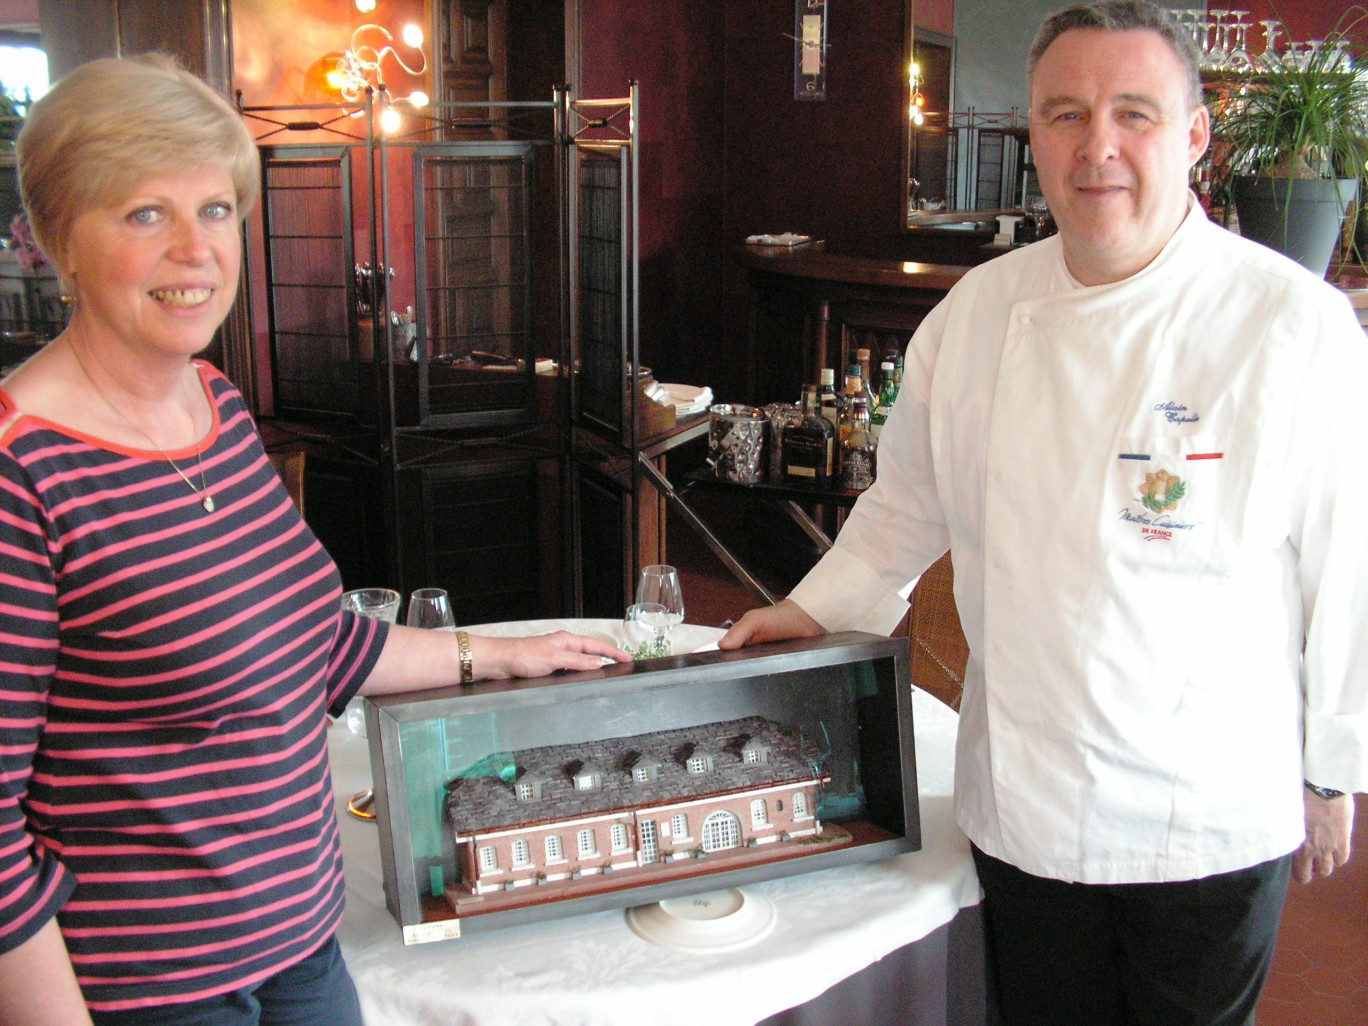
[1305,780,1345,800]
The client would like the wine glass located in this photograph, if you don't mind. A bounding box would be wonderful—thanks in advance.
[624,602,671,659]
[340,589,401,738]
[635,565,685,642]
[407,587,456,631]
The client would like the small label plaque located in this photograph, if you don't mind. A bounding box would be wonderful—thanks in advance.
[403,919,463,945]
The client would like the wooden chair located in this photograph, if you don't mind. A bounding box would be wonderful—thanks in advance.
[267,450,306,516]
[909,550,968,711]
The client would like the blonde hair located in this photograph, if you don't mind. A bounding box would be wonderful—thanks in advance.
[16,54,259,282]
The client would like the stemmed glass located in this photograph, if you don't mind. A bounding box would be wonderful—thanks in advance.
[339,587,401,821]
[624,602,672,659]
[635,565,685,635]
[407,587,456,631]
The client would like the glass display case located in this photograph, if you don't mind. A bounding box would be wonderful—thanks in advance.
[364,632,919,944]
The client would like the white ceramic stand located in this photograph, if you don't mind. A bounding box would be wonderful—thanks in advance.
[625,887,777,951]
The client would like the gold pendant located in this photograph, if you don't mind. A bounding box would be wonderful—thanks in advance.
[202,494,215,513]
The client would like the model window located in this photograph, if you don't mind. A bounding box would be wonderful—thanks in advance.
[510,839,531,868]
[701,810,741,852]
[750,798,768,826]
[744,749,760,764]
[577,828,597,857]
[515,782,535,801]
[670,813,689,839]
[478,846,498,871]
[574,771,599,791]
[639,820,660,862]
[545,835,564,861]
[610,823,630,852]
[686,755,709,774]
[632,765,652,782]
[793,790,810,818]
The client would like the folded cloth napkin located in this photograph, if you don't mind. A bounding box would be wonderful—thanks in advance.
[651,383,713,415]
[745,232,812,247]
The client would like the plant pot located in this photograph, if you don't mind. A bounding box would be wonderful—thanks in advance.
[1232,176,1359,277]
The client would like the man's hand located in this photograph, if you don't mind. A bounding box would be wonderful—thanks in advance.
[1293,789,1354,884]
[717,599,825,649]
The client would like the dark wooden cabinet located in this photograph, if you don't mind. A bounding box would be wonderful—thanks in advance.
[739,246,969,406]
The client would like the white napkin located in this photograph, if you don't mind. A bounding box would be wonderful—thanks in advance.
[654,383,713,415]
[745,232,812,247]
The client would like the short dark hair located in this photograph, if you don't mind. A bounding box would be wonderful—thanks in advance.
[1027,1,1203,109]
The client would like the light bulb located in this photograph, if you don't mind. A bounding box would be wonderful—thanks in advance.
[355,0,376,11]
[408,90,429,108]
[402,24,424,48]
[380,107,402,133]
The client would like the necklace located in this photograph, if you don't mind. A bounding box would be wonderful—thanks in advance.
[69,343,216,513]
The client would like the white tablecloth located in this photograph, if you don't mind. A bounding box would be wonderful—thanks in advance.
[331,620,979,1026]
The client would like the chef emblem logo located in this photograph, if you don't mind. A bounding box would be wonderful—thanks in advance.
[1138,468,1186,514]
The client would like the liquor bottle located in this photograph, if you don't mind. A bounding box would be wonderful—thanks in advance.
[871,360,898,441]
[840,396,877,491]
[838,370,862,448]
[884,346,904,387]
[782,384,836,486]
[855,348,873,400]
[818,368,841,431]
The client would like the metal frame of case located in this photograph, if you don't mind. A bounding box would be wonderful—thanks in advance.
[364,632,919,944]
[238,86,644,615]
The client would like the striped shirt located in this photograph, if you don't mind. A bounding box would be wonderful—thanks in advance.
[0,363,388,1012]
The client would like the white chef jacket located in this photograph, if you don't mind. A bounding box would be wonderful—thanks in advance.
[792,199,1368,884]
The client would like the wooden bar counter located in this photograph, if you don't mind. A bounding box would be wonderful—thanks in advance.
[739,243,971,405]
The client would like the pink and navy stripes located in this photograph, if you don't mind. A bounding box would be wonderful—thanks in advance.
[0,365,387,1012]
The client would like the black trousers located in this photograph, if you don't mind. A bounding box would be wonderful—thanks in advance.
[972,845,1292,1026]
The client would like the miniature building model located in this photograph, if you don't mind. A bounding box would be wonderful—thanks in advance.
[445,717,829,898]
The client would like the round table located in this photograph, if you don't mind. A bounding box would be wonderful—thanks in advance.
[329,620,983,1026]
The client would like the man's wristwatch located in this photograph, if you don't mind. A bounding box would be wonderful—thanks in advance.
[1305,780,1345,800]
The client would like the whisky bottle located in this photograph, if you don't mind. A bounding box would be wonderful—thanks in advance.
[840,396,877,491]
[838,370,863,447]
[782,384,836,486]
[818,368,841,431]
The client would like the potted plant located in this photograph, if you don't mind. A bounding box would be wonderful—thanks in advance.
[1209,10,1368,276]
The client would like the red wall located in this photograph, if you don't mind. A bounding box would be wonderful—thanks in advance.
[1243,1,1367,52]
[918,0,954,38]
[578,1,727,392]
[0,0,38,23]
[579,0,910,402]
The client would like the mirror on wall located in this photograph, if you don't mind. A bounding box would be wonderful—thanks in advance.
[904,1,1204,222]
[1,20,60,353]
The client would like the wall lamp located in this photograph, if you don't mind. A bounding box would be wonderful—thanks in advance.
[324,14,429,130]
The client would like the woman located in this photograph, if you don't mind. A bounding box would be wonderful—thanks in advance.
[0,55,624,1026]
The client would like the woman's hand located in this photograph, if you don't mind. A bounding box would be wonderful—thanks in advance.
[718,599,825,649]
[471,631,629,680]
[362,625,628,696]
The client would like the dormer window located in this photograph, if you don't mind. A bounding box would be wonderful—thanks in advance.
[740,739,771,764]
[574,770,600,791]
[628,755,662,783]
[512,774,546,801]
[686,754,712,774]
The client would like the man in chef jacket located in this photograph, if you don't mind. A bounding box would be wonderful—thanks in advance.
[721,1,1366,1022]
